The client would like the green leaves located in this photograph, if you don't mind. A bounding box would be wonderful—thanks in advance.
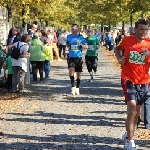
[0,0,150,28]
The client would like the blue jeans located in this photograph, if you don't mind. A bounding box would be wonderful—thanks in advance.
[44,60,50,77]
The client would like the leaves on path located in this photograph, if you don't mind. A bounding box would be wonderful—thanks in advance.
[0,88,20,113]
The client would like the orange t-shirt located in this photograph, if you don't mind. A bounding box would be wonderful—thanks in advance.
[117,35,150,84]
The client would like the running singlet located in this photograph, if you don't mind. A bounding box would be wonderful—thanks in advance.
[85,36,99,56]
[117,36,150,84]
[67,34,87,58]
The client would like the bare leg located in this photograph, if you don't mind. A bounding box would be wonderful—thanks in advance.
[125,100,137,140]
[89,71,93,78]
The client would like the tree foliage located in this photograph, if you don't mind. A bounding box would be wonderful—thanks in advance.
[0,0,150,29]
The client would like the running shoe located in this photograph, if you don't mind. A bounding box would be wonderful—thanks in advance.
[122,132,129,150]
[89,79,93,82]
[89,77,93,82]
[128,140,137,150]
[128,147,137,150]
[71,87,76,95]
[75,87,80,95]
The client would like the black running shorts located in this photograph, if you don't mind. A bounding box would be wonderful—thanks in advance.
[67,57,83,72]
[121,79,148,105]
[85,56,98,72]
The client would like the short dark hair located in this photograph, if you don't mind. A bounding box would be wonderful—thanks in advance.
[135,19,148,28]
[32,21,38,25]
[72,24,79,28]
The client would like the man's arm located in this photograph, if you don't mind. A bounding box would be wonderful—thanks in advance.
[115,47,122,61]
[80,43,88,49]
[115,47,125,65]
[76,39,88,49]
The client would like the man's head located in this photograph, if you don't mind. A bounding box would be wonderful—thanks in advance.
[32,24,38,32]
[134,19,149,40]
[86,29,93,37]
[71,24,79,35]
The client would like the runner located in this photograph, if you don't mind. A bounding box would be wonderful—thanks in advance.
[85,29,100,82]
[66,24,88,95]
[115,19,150,150]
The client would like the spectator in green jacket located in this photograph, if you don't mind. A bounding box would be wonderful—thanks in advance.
[29,32,45,81]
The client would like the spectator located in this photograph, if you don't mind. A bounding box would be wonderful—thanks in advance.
[43,39,53,78]
[29,32,45,81]
[58,30,67,58]
[40,30,47,43]
[48,27,62,61]
[8,34,30,93]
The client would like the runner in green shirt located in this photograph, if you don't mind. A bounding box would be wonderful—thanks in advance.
[85,29,100,82]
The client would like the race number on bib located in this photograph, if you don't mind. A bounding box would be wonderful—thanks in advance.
[88,45,94,51]
[71,45,79,51]
[129,51,146,64]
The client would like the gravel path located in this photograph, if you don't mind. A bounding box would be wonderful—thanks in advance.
[0,49,149,150]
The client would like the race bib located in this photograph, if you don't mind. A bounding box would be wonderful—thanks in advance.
[71,45,79,51]
[88,45,94,51]
[129,51,146,64]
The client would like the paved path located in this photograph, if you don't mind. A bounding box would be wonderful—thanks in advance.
[0,49,149,150]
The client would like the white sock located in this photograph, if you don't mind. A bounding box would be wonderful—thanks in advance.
[129,140,136,147]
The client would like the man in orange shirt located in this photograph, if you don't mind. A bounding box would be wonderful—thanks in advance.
[115,19,150,150]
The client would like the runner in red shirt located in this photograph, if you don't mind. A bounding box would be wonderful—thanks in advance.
[115,19,150,150]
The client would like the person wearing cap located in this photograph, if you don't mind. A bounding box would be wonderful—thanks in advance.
[66,24,88,95]
[85,29,100,82]
[29,32,45,81]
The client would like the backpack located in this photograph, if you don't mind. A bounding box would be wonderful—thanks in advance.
[11,42,25,60]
